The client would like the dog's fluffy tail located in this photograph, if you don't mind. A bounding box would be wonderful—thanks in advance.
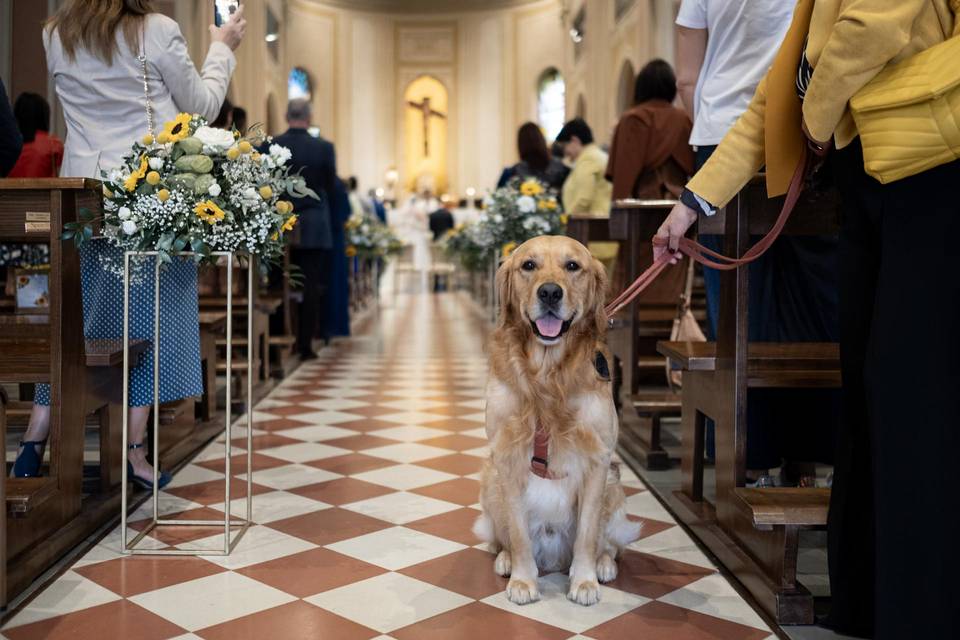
[472,511,495,544]
[607,507,642,548]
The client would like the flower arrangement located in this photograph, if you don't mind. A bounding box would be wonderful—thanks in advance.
[63,113,317,268]
[344,212,403,260]
[442,176,566,271]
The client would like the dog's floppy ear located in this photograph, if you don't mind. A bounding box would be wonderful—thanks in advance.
[590,257,609,334]
[495,253,515,328]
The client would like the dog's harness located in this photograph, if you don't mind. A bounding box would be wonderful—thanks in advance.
[530,419,565,479]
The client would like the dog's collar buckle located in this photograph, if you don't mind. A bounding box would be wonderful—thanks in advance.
[531,421,565,480]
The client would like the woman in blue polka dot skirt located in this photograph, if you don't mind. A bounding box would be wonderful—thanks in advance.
[13,1,246,488]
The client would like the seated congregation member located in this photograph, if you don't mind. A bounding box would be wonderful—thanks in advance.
[9,92,64,178]
[655,1,958,636]
[496,122,569,191]
[556,118,612,217]
[605,59,694,199]
[12,0,245,488]
[272,99,336,359]
[0,79,22,176]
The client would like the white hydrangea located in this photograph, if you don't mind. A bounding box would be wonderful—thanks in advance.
[269,144,292,166]
[517,195,536,214]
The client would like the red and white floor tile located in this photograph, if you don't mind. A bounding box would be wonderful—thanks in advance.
[1,293,776,639]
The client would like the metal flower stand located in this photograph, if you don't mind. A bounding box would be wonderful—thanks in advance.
[120,251,253,556]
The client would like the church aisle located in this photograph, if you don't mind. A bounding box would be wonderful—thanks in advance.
[2,293,776,640]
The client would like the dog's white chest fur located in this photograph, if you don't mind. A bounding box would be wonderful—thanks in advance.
[523,474,578,572]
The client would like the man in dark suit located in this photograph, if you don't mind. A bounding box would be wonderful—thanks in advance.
[271,99,336,359]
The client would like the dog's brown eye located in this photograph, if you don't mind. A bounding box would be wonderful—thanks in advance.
[521,260,537,271]
[565,261,580,272]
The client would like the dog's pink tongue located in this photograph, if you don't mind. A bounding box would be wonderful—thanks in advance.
[535,315,563,338]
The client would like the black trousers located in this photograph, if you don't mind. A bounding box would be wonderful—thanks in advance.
[292,247,333,355]
[828,139,960,638]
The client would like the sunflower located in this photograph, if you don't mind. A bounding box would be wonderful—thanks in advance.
[162,113,193,142]
[519,180,543,196]
[124,155,149,192]
[538,197,557,211]
[280,215,298,232]
[502,241,517,257]
[345,245,358,257]
[559,213,569,225]
[194,200,226,225]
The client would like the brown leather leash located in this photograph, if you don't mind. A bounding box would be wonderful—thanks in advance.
[529,146,815,480]
[604,145,815,319]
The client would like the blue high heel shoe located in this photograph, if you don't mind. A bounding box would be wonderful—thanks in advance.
[127,443,172,490]
[12,440,47,478]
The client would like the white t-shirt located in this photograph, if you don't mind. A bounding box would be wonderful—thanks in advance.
[676,0,793,146]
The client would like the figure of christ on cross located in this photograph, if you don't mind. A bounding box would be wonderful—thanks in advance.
[407,96,446,157]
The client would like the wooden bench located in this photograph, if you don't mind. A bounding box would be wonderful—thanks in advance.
[604,200,691,470]
[653,176,841,625]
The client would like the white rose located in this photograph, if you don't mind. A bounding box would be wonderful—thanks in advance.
[148,157,163,171]
[121,219,137,235]
[118,207,131,220]
[208,183,222,197]
[517,195,536,214]
[243,187,258,200]
[269,144,292,166]
[193,125,235,151]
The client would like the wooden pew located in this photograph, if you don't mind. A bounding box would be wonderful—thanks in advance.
[606,200,691,470]
[0,178,118,605]
[656,176,841,624]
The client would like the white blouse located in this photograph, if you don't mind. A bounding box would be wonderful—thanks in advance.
[44,13,235,179]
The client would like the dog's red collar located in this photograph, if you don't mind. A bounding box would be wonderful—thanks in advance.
[531,420,566,479]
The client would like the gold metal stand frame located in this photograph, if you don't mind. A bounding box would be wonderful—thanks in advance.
[120,251,254,556]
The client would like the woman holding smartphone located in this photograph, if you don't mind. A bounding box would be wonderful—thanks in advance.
[12,0,245,490]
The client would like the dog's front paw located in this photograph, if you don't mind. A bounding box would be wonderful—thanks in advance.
[568,577,601,606]
[494,550,512,577]
[506,578,540,605]
[596,553,618,583]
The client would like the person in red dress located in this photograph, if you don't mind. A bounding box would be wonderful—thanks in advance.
[8,92,63,178]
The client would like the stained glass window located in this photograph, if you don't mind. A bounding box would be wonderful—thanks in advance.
[288,67,311,101]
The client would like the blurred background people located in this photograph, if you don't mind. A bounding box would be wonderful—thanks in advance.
[9,92,63,178]
[556,117,611,217]
[272,99,335,359]
[497,121,568,190]
[606,59,693,200]
[0,79,22,176]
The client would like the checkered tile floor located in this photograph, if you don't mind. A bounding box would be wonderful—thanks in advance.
[2,293,776,639]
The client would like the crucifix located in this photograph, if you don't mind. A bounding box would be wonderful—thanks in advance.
[407,96,446,157]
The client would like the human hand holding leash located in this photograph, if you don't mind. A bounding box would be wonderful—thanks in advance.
[653,202,698,265]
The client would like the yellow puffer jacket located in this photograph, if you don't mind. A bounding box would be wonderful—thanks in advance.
[687,0,955,208]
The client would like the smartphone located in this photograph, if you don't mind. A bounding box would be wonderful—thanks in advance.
[214,1,238,27]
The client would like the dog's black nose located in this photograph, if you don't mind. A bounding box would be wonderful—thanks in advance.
[537,283,563,305]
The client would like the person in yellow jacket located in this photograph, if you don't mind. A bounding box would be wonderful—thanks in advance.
[556,118,612,218]
[655,1,957,637]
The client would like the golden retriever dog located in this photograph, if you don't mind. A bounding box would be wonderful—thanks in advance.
[473,235,640,606]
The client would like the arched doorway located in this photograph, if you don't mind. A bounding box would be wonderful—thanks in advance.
[616,60,636,115]
[537,67,565,142]
[403,75,449,195]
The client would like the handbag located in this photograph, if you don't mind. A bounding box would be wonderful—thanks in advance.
[665,258,705,393]
[849,3,960,183]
